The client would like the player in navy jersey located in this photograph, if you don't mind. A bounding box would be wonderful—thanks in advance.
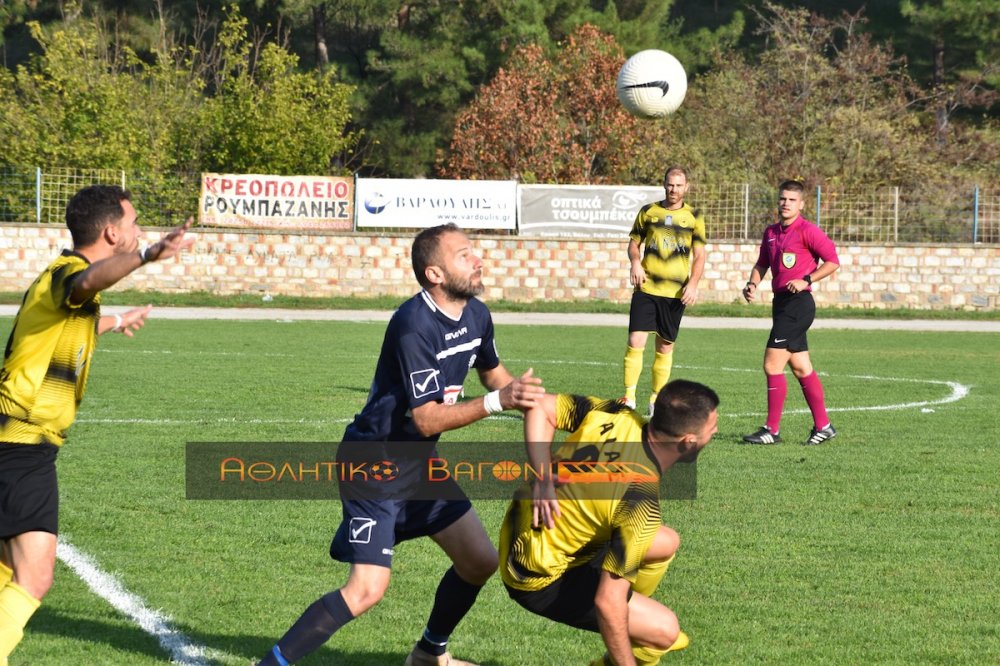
[260,224,545,666]
[740,180,840,446]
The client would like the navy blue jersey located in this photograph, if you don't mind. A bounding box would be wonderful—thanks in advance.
[344,291,501,442]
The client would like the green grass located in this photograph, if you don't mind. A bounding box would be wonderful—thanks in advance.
[2,289,998,320]
[5,317,1000,664]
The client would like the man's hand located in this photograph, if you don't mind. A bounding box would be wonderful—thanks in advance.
[499,368,545,411]
[742,282,757,303]
[145,217,195,263]
[680,284,699,306]
[630,261,646,288]
[101,304,153,336]
[531,474,561,529]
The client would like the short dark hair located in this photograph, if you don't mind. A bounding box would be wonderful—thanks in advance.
[664,166,688,183]
[65,185,132,247]
[649,379,720,438]
[412,223,462,288]
[778,179,805,194]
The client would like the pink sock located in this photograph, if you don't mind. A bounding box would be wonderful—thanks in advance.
[765,373,786,433]
[798,371,830,429]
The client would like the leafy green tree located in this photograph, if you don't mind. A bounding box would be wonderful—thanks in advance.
[191,5,358,175]
[0,18,188,171]
[0,3,358,218]
[901,0,999,140]
[667,4,934,189]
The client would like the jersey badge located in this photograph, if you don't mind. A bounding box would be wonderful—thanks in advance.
[410,368,441,399]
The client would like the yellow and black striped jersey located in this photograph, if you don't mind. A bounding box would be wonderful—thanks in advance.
[629,201,706,298]
[0,251,99,446]
[499,394,663,592]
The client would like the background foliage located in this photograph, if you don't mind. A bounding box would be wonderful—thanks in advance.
[0,1,997,195]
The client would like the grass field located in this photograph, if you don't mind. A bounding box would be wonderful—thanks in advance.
[6,315,999,665]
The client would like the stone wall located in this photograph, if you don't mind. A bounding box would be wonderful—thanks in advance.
[1,224,997,309]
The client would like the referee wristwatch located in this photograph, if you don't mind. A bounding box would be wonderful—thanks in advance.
[803,274,813,285]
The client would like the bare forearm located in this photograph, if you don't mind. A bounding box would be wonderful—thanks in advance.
[810,261,839,282]
[596,594,635,665]
[411,399,490,438]
[73,251,144,303]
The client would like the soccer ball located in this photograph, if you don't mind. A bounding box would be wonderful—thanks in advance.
[369,460,398,482]
[616,49,688,119]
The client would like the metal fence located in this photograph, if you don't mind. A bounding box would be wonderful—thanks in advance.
[0,166,996,244]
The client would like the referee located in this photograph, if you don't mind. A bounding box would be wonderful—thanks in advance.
[0,185,192,659]
[741,179,840,446]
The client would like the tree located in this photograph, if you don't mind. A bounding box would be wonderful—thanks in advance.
[666,4,935,189]
[901,0,999,142]
[0,4,358,185]
[441,24,660,184]
[191,5,358,175]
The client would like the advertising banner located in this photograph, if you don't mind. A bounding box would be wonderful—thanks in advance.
[355,178,517,230]
[518,184,663,237]
[199,173,354,230]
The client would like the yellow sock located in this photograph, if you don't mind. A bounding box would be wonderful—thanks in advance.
[0,562,11,588]
[632,553,674,597]
[631,630,689,666]
[0,582,40,657]
[651,349,674,400]
[633,645,668,666]
[624,345,644,401]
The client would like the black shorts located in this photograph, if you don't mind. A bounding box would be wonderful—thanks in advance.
[330,493,472,568]
[628,291,685,342]
[767,291,816,352]
[0,443,60,540]
[505,557,631,632]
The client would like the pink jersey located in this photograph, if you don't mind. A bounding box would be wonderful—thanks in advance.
[756,216,839,293]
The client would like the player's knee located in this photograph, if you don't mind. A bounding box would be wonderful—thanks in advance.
[459,549,498,585]
[644,526,679,562]
[660,526,680,559]
[647,607,681,651]
[341,578,389,614]
[18,569,54,600]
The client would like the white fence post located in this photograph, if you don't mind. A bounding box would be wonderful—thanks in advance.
[743,183,750,240]
[893,186,899,243]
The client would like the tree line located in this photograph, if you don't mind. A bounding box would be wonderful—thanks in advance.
[0,1,996,201]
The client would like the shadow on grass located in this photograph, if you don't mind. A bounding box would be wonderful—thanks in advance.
[29,606,168,660]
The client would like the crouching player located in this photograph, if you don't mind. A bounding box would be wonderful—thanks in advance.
[499,380,719,665]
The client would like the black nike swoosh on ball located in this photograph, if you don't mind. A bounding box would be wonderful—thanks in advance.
[623,81,670,96]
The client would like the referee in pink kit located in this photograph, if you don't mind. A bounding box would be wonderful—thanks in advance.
[740,179,840,445]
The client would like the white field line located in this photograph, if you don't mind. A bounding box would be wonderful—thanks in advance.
[77,365,969,425]
[56,538,240,665]
[507,360,972,416]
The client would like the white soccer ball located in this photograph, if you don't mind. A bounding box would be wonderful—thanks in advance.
[616,49,688,119]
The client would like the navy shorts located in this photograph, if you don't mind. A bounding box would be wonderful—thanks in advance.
[767,291,816,352]
[0,443,60,540]
[505,557,630,632]
[330,492,472,568]
[628,291,685,342]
